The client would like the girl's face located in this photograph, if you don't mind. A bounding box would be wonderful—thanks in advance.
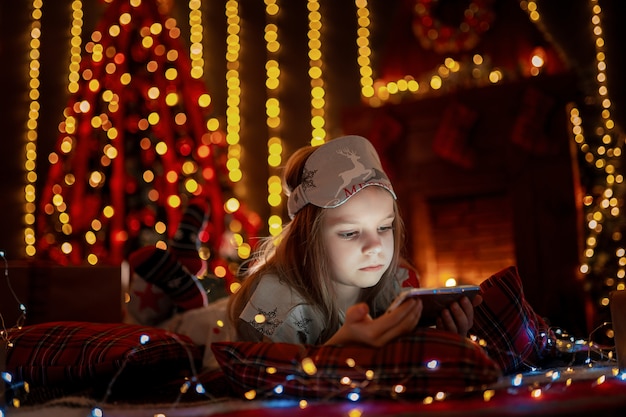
[322,186,395,306]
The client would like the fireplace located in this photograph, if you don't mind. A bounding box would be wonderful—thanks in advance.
[411,191,516,288]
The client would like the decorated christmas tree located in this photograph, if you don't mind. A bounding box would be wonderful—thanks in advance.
[575,101,626,329]
[36,0,260,290]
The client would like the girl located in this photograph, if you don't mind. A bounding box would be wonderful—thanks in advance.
[131,135,555,374]
[228,135,479,348]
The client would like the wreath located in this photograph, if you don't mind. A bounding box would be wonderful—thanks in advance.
[412,0,495,54]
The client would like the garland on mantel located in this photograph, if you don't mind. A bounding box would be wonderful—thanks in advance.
[412,0,496,54]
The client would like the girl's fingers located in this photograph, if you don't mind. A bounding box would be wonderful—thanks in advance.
[472,294,483,307]
[378,298,422,341]
[438,308,458,333]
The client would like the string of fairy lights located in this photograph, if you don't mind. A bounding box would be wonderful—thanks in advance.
[263,0,285,239]
[307,0,326,147]
[23,0,44,259]
[67,0,84,95]
[188,0,204,80]
[355,0,375,105]
[220,0,254,278]
[567,0,626,311]
[65,0,87,260]
[357,0,551,107]
[224,0,242,189]
[521,0,626,316]
[357,0,489,107]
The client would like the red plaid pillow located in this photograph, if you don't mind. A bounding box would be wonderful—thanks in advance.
[211,328,501,399]
[471,266,557,374]
[5,321,203,387]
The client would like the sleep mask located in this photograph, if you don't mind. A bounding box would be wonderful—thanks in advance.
[287,135,396,218]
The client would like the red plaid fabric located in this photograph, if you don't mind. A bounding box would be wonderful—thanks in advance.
[212,328,501,400]
[471,266,557,374]
[5,321,203,386]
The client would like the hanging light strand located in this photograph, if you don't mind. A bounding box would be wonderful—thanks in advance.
[355,0,376,105]
[67,0,84,95]
[307,0,326,146]
[189,0,204,79]
[264,0,285,237]
[354,0,421,106]
[567,0,626,313]
[224,0,243,185]
[24,0,45,258]
[362,1,504,106]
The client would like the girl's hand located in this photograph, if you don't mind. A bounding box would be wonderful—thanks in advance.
[435,294,483,336]
[324,298,422,348]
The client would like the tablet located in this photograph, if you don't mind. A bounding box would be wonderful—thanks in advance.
[387,285,481,327]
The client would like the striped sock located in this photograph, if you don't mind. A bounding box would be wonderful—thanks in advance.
[170,198,209,275]
[129,246,208,311]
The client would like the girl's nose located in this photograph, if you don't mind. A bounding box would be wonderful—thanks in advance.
[364,234,383,255]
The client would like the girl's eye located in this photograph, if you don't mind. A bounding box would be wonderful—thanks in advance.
[338,225,392,239]
[339,231,358,239]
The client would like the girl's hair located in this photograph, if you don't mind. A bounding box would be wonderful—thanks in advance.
[228,144,406,342]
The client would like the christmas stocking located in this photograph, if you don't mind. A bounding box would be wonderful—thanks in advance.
[129,246,209,312]
[170,198,209,276]
[432,101,477,169]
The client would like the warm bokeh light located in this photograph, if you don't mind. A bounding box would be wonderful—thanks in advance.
[24,0,46,257]
[264,0,285,233]
[308,0,326,146]
[225,0,242,187]
[189,0,204,79]
[32,0,259,275]
[356,0,374,104]
[567,0,623,318]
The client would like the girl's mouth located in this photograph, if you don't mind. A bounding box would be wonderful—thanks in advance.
[360,264,383,272]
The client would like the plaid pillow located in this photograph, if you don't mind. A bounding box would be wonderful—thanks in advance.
[5,321,203,387]
[471,266,557,374]
[211,329,501,400]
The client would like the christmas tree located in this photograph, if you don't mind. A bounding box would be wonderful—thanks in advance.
[574,101,626,329]
[36,0,260,289]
